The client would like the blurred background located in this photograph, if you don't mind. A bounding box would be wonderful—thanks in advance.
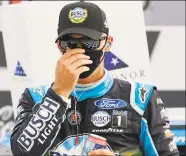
[0,0,185,155]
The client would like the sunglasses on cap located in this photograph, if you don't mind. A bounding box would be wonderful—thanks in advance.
[57,35,107,53]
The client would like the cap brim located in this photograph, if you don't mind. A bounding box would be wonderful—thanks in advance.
[55,27,102,42]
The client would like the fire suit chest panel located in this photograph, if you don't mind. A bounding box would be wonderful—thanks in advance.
[81,80,143,152]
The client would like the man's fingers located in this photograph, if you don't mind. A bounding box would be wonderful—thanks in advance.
[88,150,98,156]
[88,149,114,156]
[71,59,93,69]
[62,48,85,61]
[64,53,90,65]
[76,66,90,75]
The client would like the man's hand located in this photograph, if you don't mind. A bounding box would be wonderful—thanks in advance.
[88,149,114,156]
[52,48,92,97]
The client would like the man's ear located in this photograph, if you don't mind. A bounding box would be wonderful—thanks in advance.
[104,36,113,52]
[57,40,64,54]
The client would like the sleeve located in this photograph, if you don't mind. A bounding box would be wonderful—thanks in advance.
[143,88,180,156]
[10,87,70,156]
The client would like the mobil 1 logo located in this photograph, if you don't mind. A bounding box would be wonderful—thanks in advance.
[112,110,127,128]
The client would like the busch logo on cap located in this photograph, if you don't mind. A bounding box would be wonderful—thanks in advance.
[69,7,88,23]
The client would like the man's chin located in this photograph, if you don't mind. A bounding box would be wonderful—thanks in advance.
[77,71,95,84]
[78,74,92,82]
[77,65,104,84]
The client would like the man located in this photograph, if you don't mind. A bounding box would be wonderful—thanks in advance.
[11,1,179,156]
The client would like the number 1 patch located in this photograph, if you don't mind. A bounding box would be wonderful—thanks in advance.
[112,110,127,128]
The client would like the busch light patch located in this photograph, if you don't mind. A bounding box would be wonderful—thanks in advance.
[94,98,127,109]
[91,111,111,127]
[17,97,61,151]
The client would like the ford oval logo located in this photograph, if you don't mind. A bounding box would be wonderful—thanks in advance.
[94,98,127,109]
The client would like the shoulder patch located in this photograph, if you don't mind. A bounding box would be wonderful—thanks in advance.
[28,85,49,104]
[130,81,154,116]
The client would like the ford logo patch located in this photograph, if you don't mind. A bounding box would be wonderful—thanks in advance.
[94,98,127,109]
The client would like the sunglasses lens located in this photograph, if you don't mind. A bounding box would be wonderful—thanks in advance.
[59,36,101,51]
[82,40,100,49]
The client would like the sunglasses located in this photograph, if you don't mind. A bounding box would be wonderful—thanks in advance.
[58,35,107,52]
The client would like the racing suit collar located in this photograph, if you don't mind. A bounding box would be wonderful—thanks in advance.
[71,69,113,101]
[76,68,107,89]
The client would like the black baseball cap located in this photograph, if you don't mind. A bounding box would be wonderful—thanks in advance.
[55,1,109,42]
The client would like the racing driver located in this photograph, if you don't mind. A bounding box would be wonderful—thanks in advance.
[11,1,179,156]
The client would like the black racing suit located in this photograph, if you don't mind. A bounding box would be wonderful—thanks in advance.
[11,71,179,156]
